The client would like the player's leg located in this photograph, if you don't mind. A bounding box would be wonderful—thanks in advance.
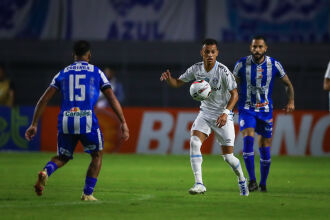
[215,116,248,196]
[189,130,208,194]
[256,112,273,192]
[258,137,271,192]
[221,146,248,196]
[188,115,210,194]
[239,110,258,191]
[34,133,76,196]
[80,128,104,200]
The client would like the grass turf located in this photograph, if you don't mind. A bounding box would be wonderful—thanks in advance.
[0,153,329,220]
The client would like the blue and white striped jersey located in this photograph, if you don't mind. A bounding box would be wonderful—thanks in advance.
[50,61,111,134]
[233,55,286,112]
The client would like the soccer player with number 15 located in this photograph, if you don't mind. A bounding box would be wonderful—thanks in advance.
[25,40,129,200]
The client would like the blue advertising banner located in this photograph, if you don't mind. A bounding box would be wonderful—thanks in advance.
[0,106,40,151]
[207,0,330,42]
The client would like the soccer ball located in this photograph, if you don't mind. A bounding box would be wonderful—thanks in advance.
[189,80,212,101]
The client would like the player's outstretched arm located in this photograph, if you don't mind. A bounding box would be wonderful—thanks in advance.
[25,86,57,141]
[103,88,129,141]
[160,69,185,88]
[216,88,238,128]
[280,75,295,112]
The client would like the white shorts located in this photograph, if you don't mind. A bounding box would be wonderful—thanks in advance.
[191,113,235,146]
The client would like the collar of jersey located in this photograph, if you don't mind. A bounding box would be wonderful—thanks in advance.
[203,61,218,73]
[251,55,267,66]
[74,61,89,65]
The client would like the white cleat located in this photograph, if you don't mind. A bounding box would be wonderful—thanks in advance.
[238,179,249,196]
[81,193,98,201]
[189,183,206,195]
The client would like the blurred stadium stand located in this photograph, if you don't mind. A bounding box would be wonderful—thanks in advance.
[0,0,329,109]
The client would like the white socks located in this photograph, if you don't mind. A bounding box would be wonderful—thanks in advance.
[223,153,245,181]
[190,136,203,184]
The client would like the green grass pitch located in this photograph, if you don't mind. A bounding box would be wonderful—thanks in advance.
[1,153,330,220]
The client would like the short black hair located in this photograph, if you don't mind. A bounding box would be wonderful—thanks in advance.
[202,38,218,49]
[251,35,267,44]
[73,40,91,56]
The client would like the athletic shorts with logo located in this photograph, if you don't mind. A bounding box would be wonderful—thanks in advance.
[191,112,235,146]
[57,128,104,159]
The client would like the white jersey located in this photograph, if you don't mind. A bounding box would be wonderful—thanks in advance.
[179,61,237,120]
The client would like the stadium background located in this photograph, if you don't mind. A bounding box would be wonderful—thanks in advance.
[0,0,329,155]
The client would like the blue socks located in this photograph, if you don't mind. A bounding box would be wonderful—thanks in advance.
[243,136,256,181]
[83,176,98,195]
[259,146,271,186]
[43,161,58,177]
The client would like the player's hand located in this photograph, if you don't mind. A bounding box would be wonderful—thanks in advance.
[216,113,227,128]
[120,122,129,141]
[160,69,172,81]
[25,125,37,141]
[284,101,295,113]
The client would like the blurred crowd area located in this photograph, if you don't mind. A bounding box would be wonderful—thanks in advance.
[0,0,329,109]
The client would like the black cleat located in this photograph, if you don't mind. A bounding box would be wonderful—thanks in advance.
[248,180,259,192]
[259,184,267,192]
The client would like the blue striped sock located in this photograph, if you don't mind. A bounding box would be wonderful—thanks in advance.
[43,161,58,177]
[243,136,256,181]
[83,176,97,195]
[259,146,271,186]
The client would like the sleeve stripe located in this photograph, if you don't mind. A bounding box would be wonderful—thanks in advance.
[274,61,286,78]
[233,62,242,77]
[99,69,110,84]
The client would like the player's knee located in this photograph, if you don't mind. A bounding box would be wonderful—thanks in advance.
[52,155,70,166]
[222,153,232,162]
[223,153,240,168]
[190,136,202,155]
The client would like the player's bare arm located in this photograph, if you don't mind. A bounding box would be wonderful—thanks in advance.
[323,78,330,91]
[25,86,57,141]
[280,75,295,112]
[103,88,129,141]
[216,88,238,128]
[160,69,185,88]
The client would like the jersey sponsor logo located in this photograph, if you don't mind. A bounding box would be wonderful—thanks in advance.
[257,67,264,78]
[248,85,267,94]
[64,107,92,117]
[64,65,92,72]
[255,102,269,108]
[85,145,97,151]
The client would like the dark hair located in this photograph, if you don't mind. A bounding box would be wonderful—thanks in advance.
[252,35,267,44]
[73,40,91,56]
[202,38,218,49]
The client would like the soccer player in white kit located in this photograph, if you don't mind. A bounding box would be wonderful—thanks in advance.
[160,39,249,196]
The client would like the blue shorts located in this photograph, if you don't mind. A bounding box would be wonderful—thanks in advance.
[57,128,104,159]
[238,109,273,138]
